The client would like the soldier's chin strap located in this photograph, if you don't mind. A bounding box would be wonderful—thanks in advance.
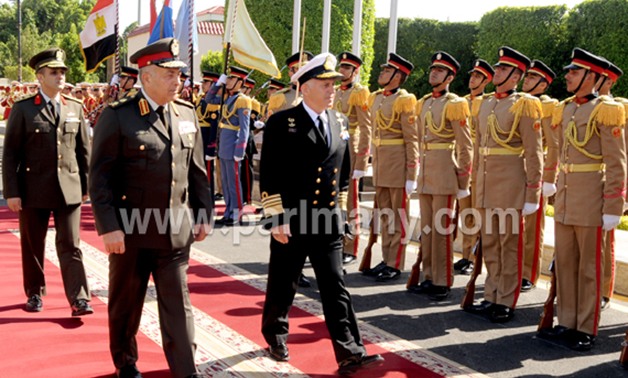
[526,77,545,95]
[226,78,242,94]
[494,66,516,87]
[596,76,608,93]
[572,69,589,94]
[383,68,398,88]
[470,78,486,91]
[431,72,453,89]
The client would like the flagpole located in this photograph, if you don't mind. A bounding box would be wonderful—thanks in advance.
[352,0,362,56]
[292,0,301,54]
[115,0,120,73]
[189,0,194,83]
[321,0,331,53]
[387,0,398,54]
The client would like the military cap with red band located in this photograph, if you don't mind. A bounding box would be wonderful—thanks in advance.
[228,66,249,80]
[286,51,314,69]
[338,51,363,68]
[528,59,556,84]
[494,46,531,72]
[244,77,256,88]
[604,60,623,82]
[268,79,287,90]
[563,48,608,75]
[130,38,186,69]
[469,59,494,80]
[120,66,139,79]
[381,52,414,75]
[202,71,220,82]
[430,51,460,75]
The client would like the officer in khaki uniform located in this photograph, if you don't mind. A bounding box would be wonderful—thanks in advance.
[464,47,543,323]
[2,48,92,316]
[334,52,372,264]
[89,38,213,378]
[266,51,313,116]
[362,53,419,282]
[520,60,559,292]
[455,59,494,275]
[596,60,625,309]
[409,52,473,300]
[196,71,221,198]
[538,48,626,351]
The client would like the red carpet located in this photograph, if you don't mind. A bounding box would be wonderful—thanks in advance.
[0,206,464,377]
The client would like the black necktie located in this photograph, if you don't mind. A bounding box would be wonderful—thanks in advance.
[317,116,328,146]
[156,106,168,130]
[49,100,58,124]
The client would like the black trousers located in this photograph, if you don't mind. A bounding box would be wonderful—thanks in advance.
[261,234,365,363]
[108,245,197,378]
[19,204,90,304]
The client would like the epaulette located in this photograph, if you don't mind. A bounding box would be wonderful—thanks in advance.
[471,96,484,118]
[616,97,628,120]
[252,98,261,114]
[110,91,139,109]
[367,89,383,108]
[174,97,194,109]
[510,93,542,119]
[268,92,286,112]
[347,85,370,108]
[594,99,626,127]
[539,95,559,119]
[415,93,432,116]
[62,93,82,104]
[234,94,252,110]
[15,93,36,103]
[445,94,470,121]
[393,89,417,115]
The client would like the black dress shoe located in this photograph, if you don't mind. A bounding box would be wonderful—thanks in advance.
[601,296,611,310]
[453,258,474,275]
[216,217,237,226]
[25,294,43,312]
[463,300,494,315]
[116,364,142,378]
[214,193,224,200]
[427,285,450,301]
[342,253,357,265]
[375,266,401,282]
[568,330,594,352]
[298,273,311,288]
[520,278,535,292]
[71,299,94,316]
[489,304,514,323]
[268,343,290,362]
[537,325,569,341]
[362,261,387,276]
[338,353,384,375]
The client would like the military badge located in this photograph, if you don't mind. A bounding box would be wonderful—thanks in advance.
[533,121,541,131]
[34,94,41,105]
[56,50,64,61]
[612,126,622,138]
[243,109,249,117]
[408,115,416,124]
[340,129,350,140]
[211,113,217,120]
[288,118,296,127]
[171,39,179,57]
[459,119,467,127]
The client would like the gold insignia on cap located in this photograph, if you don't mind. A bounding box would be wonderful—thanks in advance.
[499,49,504,57]
[171,40,179,57]
[56,50,64,61]
[343,53,347,59]
[475,61,480,67]
[324,56,335,71]
[530,62,535,68]
[436,53,442,60]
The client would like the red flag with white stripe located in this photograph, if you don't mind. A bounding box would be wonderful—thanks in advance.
[79,0,118,73]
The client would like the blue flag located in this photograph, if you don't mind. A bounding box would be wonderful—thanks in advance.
[148,1,174,44]
[174,0,198,67]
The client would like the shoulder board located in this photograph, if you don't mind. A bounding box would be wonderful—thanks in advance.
[110,91,139,109]
[234,94,252,110]
[510,93,542,119]
[393,90,417,115]
[551,100,568,127]
[268,92,286,112]
[15,93,37,103]
[594,99,626,127]
[348,86,370,107]
[445,95,470,121]
[174,98,194,109]
[539,95,558,119]
[62,93,82,104]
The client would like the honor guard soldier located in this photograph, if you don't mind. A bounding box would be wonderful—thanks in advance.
[196,71,221,198]
[538,48,626,351]
[263,79,287,119]
[241,77,259,204]
[409,51,473,300]
[334,51,372,265]
[259,52,384,374]
[455,59,494,275]
[90,37,213,378]
[205,66,251,225]
[117,66,139,99]
[362,53,419,282]
[2,48,93,316]
[266,51,313,116]
[464,46,543,323]
[520,59,558,293]
[597,60,625,310]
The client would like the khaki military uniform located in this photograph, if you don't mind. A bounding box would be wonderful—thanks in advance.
[369,89,419,270]
[416,92,473,287]
[267,86,302,117]
[334,83,371,256]
[474,92,544,309]
[553,96,626,336]
[523,95,559,285]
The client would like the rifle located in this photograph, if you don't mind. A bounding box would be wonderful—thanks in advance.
[619,328,628,368]
[537,260,556,331]
[460,237,483,309]
[406,246,423,288]
[358,199,378,272]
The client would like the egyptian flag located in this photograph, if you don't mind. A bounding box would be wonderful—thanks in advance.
[80,0,117,73]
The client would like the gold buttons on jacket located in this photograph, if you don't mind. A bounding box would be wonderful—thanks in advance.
[35,129,40,133]
[171,180,176,187]
[139,145,146,151]
[26,167,30,172]
[316,178,321,184]
[58,154,62,160]
[333,168,338,173]
[315,190,320,195]
[329,201,335,206]
[318,167,322,172]
[331,191,336,196]
[332,180,337,185]
[313,200,318,205]
[121,195,127,200]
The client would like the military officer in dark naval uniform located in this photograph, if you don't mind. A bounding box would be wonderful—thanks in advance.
[2,48,92,316]
[259,53,384,375]
[89,38,213,378]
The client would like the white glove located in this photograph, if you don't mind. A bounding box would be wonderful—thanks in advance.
[184,78,191,87]
[457,189,471,199]
[109,74,119,86]
[254,120,265,129]
[405,180,417,195]
[234,156,244,162]
[217,74,228,86]
[522,202,540,216]
[603,214,621,231]
[542,182,557,197]
[205,155,215,161]
[352,170,366,180]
